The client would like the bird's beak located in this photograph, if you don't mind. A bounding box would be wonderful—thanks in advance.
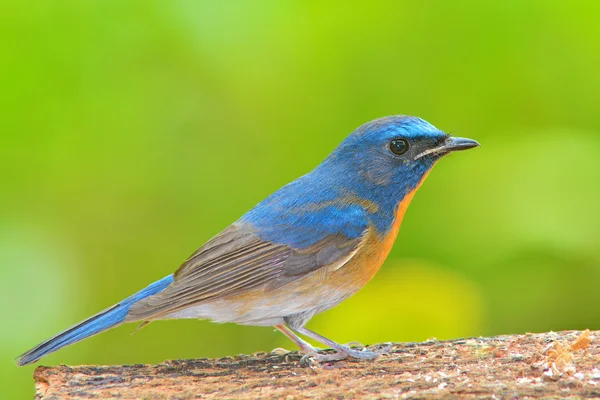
[441,136,480,152]
[414,136,480,160]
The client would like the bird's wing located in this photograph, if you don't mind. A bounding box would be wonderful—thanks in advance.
[125,222,363,320]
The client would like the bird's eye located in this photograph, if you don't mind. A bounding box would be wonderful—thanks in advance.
[389,139,409,155]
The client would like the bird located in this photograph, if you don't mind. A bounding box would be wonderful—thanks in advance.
[17,115,479,366]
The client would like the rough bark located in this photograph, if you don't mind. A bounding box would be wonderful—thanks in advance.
[34,330,599,399]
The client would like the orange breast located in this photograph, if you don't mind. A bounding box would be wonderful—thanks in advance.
[332,169,433,289]
[378,170,432,259]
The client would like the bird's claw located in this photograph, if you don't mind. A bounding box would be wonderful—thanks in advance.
[299,344,388,365]
[369,343,392,356]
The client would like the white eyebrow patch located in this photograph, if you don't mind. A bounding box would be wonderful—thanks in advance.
[414,144,446,160]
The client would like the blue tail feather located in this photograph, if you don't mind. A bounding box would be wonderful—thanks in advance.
[17,275,174,366]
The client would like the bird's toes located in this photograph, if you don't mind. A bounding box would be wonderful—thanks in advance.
[369,342,392,356]
[299,350,349,366]
[347,348,381,360]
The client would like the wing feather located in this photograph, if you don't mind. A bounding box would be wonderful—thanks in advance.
[126,223,363,321]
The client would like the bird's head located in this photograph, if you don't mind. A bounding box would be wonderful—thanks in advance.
[324,115,479,200]
[241,115,479,244]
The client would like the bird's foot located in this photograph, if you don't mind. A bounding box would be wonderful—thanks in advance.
[368,342,393,357]
[300,350,348,364]
[300,343,390,364]
[337,346,385,360]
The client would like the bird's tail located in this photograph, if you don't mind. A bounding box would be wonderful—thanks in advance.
[17,275,174,366]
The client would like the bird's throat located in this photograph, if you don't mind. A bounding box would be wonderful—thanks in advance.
[378,168,434,263]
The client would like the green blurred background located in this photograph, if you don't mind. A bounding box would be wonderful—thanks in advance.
[2,1,600,397]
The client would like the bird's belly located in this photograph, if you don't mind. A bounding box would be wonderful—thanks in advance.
[162,273,359,326]
[163,279,361,326]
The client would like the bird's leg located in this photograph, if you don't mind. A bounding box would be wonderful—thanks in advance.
[274,324,319,354]
[277,323,347,363]
[294,326,386,361]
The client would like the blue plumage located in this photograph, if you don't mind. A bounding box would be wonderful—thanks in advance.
[17,275,174,366]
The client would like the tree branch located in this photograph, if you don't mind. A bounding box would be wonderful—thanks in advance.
[34,330,599,399]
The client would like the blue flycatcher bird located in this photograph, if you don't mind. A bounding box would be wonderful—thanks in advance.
[17,116,479,366]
